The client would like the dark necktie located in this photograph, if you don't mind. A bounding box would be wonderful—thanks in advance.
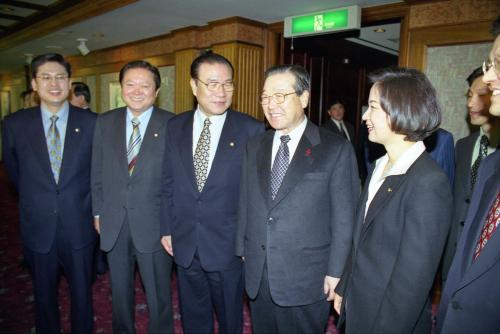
[473,190,500,260]
[270,135,291,200]
[47,115,62,183]
[127,117,141,175]
[338,121,347,139]
[471,135,489,189]
[194,118,211,192]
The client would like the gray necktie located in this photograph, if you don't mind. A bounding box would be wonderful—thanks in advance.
[270,135,291,200]
[47,115,62,183]
[470,135,489,189]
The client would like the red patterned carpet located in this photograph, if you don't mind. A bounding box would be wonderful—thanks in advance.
[0,163,338,333]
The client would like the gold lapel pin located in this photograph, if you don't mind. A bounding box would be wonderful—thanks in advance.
[229,141,235,147]
[75,128,80,133]
[387,187,392,192]
[154,133,159,138]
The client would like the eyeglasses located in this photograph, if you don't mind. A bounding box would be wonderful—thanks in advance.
[482,57,500,76]
[36,74,69,83]
[260,92,296,105]
[197,79,235,92]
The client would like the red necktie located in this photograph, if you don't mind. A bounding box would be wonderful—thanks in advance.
[473,190,500,260]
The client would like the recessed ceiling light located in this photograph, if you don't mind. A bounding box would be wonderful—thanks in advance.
[373,28,386,33]
[46,45,64,49]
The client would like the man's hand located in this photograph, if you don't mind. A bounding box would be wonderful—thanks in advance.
[333,293,343,314]
[324,275,340,302]
[161,235,173,256]
[94,217,100,234]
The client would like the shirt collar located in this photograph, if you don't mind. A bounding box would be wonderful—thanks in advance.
[194,105,227,125]
[376,141,425,177]
[126,106,154,123]
[275,115,307,141]
[41,100,69,124]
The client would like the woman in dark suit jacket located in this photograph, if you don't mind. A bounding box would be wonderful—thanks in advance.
[334,67,452,334]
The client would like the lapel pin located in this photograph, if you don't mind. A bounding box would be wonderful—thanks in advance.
[387,187,392,192]
[229,141,235,147]
[75,128,80,133]
[154,133,159,138]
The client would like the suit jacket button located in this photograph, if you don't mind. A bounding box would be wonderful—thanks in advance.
[465,198,471,204]
[261,245,266,250]
[56,190,60,195]
[451,301,461,310]
[460,221,465,226]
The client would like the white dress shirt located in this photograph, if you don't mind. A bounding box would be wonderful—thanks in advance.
[271,116,308,168]
[364,141,426,220]
[192,106,228,176]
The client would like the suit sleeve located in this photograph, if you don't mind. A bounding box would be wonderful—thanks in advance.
[91,116,103,216]
[160,129,174,236]
[2,118,19,188]
[374,173,452,333]
[328,141,360,277]
[235,141,250,257]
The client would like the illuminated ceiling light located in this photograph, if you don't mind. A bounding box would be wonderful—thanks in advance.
[373,28,386,33]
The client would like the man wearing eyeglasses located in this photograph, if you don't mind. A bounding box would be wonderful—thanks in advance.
[437,15,500,334]
[235,64,359,333]
[2,53,96,333]
[160,51,264,333]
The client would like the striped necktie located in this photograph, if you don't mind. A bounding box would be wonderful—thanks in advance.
[471,135,489,189]
[47,115,62,183]
[127,117,142,175]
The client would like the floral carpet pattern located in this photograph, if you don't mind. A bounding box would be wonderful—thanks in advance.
[0,164,338,333]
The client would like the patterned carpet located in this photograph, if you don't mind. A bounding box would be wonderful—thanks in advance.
[0,164,338,333]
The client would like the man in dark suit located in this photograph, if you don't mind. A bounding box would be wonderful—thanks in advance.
[160,52,263,334]
[437,17,500,333]
[441,66,498,281]
[70,81,92,110]
[92,60,174,333]
[322,99,355,143]
[235,64,359,333]
[2,53,96,333]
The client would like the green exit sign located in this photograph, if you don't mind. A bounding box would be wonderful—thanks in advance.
[284,5,360,38]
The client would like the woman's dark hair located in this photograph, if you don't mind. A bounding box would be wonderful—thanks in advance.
[369,67,441,141]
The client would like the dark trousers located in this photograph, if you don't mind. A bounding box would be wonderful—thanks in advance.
[177,251,244,334]
[107,220,173,334]
[23,232,95,334]
[250,265,330,334]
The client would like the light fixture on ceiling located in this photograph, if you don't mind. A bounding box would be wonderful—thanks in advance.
[77,38,90,56]
[24,53,33,65]
[373,28,386,33]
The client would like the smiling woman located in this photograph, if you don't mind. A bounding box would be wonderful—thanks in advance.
[335,67,452,334]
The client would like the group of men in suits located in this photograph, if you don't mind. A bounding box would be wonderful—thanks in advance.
[2,49,361,333]
[437,16,500,334]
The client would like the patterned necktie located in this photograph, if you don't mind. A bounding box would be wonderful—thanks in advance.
[473,190,500,260]
[270,135,291,200]
[127,117,142,175]
[47,115,62,183]
[194,118,211,192]
[471,135,489,189]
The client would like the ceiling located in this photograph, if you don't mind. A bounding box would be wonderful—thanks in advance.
[0,0,401,75]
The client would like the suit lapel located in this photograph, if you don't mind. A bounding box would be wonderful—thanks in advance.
[271,122,318,207]
[361,174,407,234]
[111,108,130,178]
[129,108,164,178]
[58,107,80,185]
[178,111,198,192]
[459,168,500,287]
[257,131,274,206]
[28,108,55,183]
[203,110,237,190]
